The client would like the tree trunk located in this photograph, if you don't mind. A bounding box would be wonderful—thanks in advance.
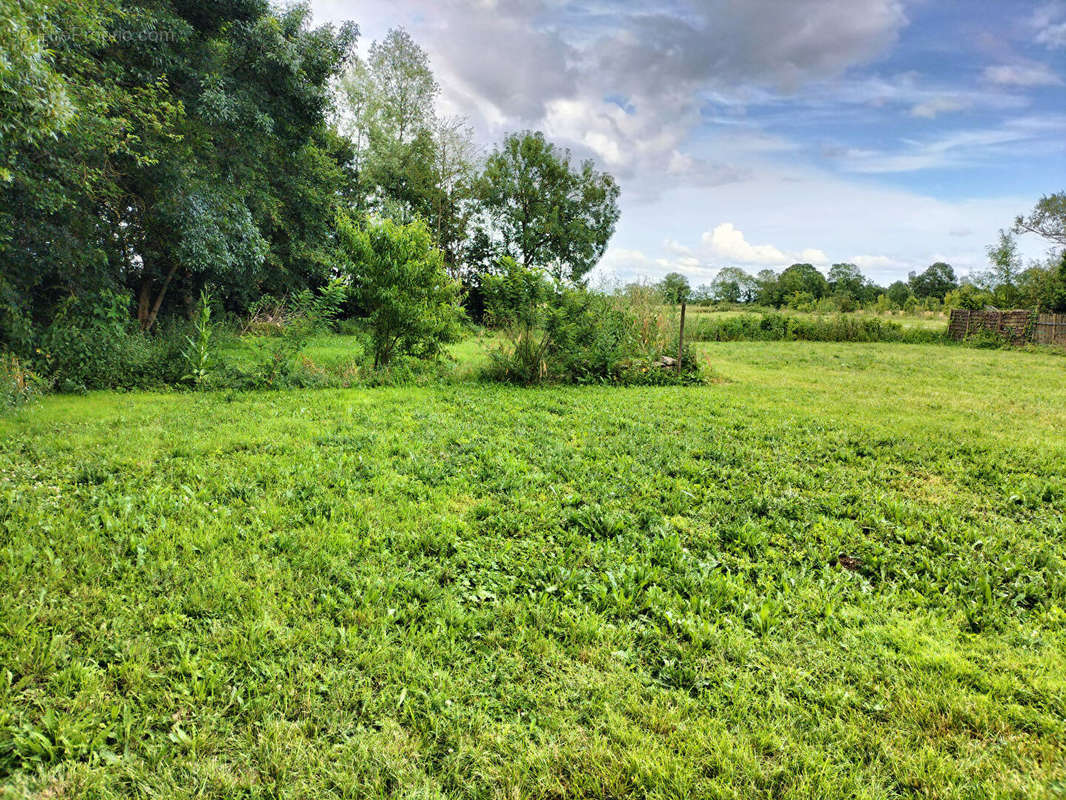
[137,278,151,330]
[143,261,180,332]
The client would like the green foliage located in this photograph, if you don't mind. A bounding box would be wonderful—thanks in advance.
[778,263,828,300]
[657,272,690,305]
[885,280,912,308]
[38,291,137,391]
[483,260,700,384]
[908,262,957,300]
[0,343,1063,797]
[1,0,358,342]
[337,28,439,223]
[984,230,1023,307]
[687,312,945,344]
[338,215,463,368]
[944,283,994,310]
[0,354,42,409]
[181,291,215,387]
[1014,191,1066,247]
[476,131,621,283]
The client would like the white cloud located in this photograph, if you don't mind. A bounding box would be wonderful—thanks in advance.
[701,223,789,265]
[983,63,1063,87]
[910,96,970,118]
[833,115,1066,173]
[1033,3,1066,48]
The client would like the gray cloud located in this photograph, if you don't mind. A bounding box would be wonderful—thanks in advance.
[326,0,908,196]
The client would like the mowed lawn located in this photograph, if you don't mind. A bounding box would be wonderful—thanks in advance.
[1,342,1064,798]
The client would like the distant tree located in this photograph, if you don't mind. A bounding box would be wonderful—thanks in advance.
[886,281,912,308]
[777,263,827,300]
[658,272,691,305]
[755,269,781,306]
[945,283,993,310]
[710,267,756,303]
[427,116,479,279]
[985,230,1022,307]
[337,28,438,221]
[1014,193,1066,247]
[907,262,957,300]
[827,263,865,299]
[689,283,715,304]
[476,131,620,283]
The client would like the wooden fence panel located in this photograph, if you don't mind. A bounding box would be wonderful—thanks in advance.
[1036,313,1066,346]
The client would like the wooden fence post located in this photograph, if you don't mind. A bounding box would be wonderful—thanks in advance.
[677,301,686,376]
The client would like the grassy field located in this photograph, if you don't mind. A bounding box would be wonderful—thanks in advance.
[1,341,1065,798]
[684,307,950,332]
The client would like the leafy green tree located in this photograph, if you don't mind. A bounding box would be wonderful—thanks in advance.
[337,27,438,222]
[337,214,463,368]
[827,263,866,300]
[0,0,78,182]
[907,262,957,300]
[1,0,358,354]
[985,231,1022,307]
[777,263,827,300]
[1014,193,1066,247]
[477,131,620,283]
[658,272,691,305]
[944,283,993,310]
[709,267,757,303]
[886,281,912,308]
[755,269,781,306]
[428,116,479,279]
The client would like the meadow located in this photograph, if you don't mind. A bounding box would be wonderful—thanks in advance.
[1,340,1065,798]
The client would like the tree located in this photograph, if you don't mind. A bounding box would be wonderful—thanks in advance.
[886,281,912,308]
[336,27,438,222]
[1016,257,1066,311]
[658,272,690,305]
[710,267,756,303]
[427,116,479,279]
[1014,193,1066,247]
[907,262,957,300]
[827,263,865,299]
[985,230,1022,307]
[1,0,359,345]
[777,263,827,300]
[477,131,620,283]
[337,214,463,368]
[755,269,782,306]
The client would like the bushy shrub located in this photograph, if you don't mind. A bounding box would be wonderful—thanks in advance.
[38,290,132,390]
[35,291,189,391]
[338,214,463,368]
[483,260,700,384]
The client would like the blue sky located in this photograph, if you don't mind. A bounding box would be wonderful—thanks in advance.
[311,0,1066,285]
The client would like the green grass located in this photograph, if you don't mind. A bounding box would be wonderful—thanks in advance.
[686,307,949,332]
[1,341,1064,798]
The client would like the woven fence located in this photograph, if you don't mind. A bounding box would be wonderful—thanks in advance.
[947,309,1035,344]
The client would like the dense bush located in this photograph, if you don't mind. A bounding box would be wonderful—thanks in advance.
[36,291,188,391]
[1,354,42,408]
[338,215,464,368]
[483,260,700,384]
[687,312,945,344]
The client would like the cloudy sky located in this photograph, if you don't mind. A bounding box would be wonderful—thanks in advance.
[310,0,1066,286]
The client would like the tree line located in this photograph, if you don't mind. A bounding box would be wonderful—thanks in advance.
[655,222,1066,314]
[1,3,619,368]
